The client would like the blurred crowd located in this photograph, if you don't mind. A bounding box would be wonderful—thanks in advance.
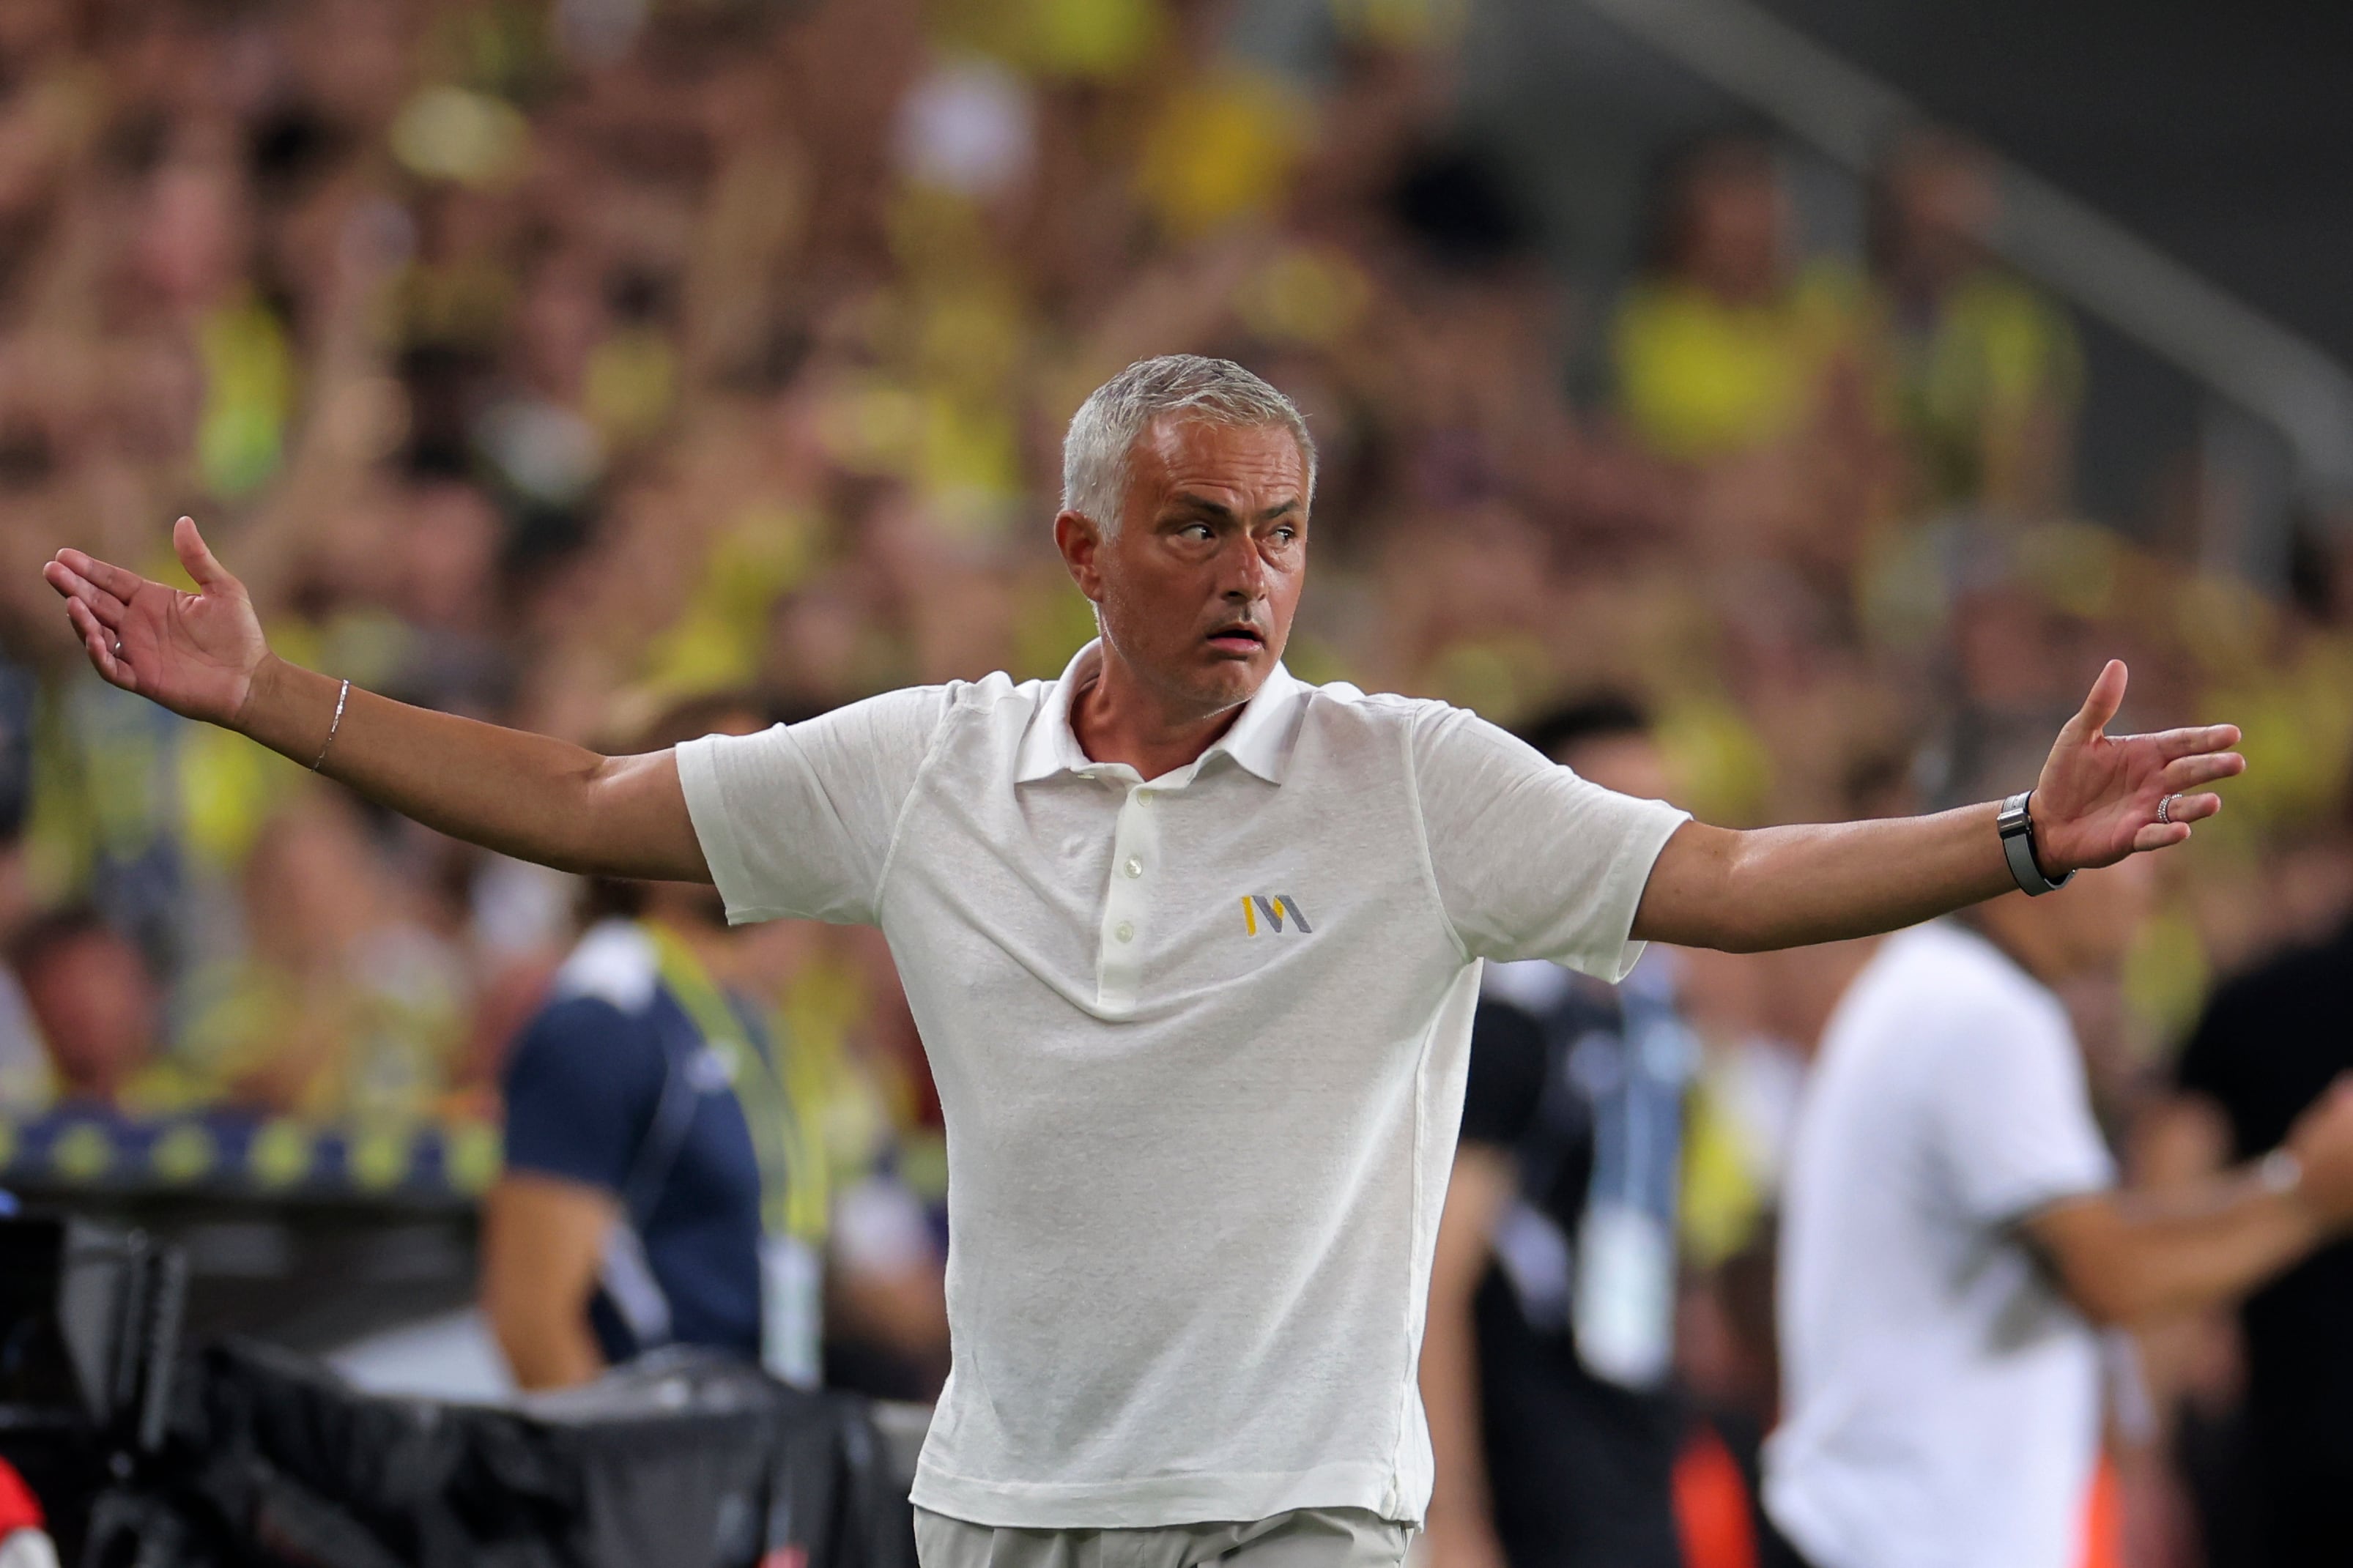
[0,0,2350,1560]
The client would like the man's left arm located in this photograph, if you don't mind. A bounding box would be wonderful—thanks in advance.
[1631,661,2242,953]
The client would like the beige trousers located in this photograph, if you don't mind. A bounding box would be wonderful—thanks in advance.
[913,1508,1412,1568]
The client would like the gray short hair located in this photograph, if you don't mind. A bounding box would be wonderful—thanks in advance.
[1060,355,1316,535]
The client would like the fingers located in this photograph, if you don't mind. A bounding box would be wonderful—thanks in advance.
[2132,790,2224,852]
[65,597,136,694]
[50,546,147,602]
[2165,751,2246,791]
[41,562,129,629]
[2064,659,2128,741]
[2166,789,2223,823]
[173,515,232,592]
[2148,723,2242,759]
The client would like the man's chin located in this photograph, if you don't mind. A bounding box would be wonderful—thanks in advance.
[1188,651,1271,707]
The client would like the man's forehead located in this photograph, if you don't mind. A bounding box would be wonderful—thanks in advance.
[1134,416,1307,497]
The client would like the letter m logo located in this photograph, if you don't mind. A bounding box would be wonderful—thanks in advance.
[1242,893,1313,936]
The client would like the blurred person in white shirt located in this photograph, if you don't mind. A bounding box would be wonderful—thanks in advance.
[1768,744,2353,1568]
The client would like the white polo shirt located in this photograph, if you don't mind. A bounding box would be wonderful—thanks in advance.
[677,642,1687,1529]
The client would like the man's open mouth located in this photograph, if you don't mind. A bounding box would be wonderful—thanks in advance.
[1207,624,1265,652]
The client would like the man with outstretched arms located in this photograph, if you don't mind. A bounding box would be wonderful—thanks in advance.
[47,357,2258,1568]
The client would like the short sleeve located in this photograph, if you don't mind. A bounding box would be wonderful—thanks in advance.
[1461,998,1549,1149]
[501,996,668,1194]
[1413,705,1689,978]
[676,685,951,926]
[1928,995,2116,1226]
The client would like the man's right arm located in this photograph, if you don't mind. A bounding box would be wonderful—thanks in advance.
[45,517,709,883]
[242,659,707,880]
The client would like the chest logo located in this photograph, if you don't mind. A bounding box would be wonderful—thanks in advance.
[1241,893,1313,935]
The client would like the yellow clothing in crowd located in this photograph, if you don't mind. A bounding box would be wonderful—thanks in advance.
[1611,265,1864,462]
[1883,270,2083,508]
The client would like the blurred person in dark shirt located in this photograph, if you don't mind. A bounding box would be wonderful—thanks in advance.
[2166,879,2353,1564]
[1423,695,1693,1568]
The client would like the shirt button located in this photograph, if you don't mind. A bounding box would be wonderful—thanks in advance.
[1123,856,1143,878]
[1114,921,1135,943]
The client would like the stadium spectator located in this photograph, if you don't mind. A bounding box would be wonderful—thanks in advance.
[8,906,177,1112]
[1423,695,1692,1568]
[1610,133,1864,467]
[2163,894,2353,1563]
[177,788,469,1121]
[1866,131,2083,519]
[1767,744,2353,1568]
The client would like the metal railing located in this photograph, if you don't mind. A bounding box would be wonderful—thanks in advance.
[1576,0,2353,565]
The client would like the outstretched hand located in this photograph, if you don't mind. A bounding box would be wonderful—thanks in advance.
[42,516,270,727]
[2031,660,2242,874]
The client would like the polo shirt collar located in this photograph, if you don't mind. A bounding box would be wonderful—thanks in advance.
[1015,639,1305,786]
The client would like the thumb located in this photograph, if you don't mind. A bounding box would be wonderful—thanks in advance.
[174,515,234,594]
[2064,659,2127,742]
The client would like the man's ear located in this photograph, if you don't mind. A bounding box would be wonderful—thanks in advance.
[1053,510,1105,604]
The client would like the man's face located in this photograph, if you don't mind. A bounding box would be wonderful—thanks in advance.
[1057,416,1310,720]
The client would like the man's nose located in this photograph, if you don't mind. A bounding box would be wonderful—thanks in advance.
[1217,536,1268,600]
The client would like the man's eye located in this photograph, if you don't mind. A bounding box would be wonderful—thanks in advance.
[1180,523,1213,541]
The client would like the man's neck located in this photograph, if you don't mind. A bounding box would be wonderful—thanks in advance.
[1070,643,1248,781]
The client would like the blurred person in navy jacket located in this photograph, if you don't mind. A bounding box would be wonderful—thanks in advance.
[481,694,827,1389]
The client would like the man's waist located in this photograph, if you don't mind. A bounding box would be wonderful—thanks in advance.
[908,1452,1416,1531]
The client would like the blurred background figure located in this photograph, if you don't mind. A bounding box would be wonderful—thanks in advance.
[482,693,945,1394]
[2154,790,2353,1566]
[1768,737,2353,1568]
[1423,696,1694,1568]
[481,694,796,1390]
[1866,132,2082,524]
[1612,133,1860,471]
[9,907,173,1112]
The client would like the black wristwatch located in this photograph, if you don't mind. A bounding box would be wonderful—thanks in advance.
[1998,790,2073,896]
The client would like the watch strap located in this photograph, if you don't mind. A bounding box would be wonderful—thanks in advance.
[1998,790,2074,896]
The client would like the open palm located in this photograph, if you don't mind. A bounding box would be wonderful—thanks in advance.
[2031,659,2243,872]
[42,516,270,727]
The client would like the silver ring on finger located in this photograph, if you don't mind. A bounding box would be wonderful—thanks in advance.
[2157,792,2175,825]
[111,639,122,658]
